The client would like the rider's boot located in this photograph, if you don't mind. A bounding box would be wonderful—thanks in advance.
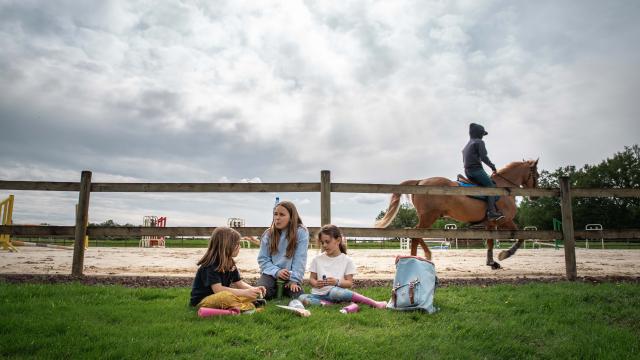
[487,196,504,221]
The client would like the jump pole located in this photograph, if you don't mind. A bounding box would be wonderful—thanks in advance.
[12,240,73,250]
[1,194,16,252]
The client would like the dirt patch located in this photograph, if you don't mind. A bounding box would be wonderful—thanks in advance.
[1,247,640,285]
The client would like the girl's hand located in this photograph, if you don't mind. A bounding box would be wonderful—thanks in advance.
[241,288,258,300]
[248,287,263,298]
[287,282,301,293]
[326,277,339,286]
[277,269,291,280]
[256,286,267,298]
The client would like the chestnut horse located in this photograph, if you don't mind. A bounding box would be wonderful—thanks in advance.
[375,160,539,269]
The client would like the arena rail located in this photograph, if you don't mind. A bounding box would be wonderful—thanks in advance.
[1,170,639,279]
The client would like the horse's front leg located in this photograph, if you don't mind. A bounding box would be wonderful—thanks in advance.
[498,239,524,261]
[498,221,521,261]
[486,239,501,269]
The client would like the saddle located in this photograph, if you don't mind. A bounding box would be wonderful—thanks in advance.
[455,174,496,203]
[456,174,479,186]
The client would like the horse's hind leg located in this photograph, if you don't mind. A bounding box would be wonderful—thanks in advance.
[498,220,522,261]
[486,239,501,269]
[410,211,438,259]
[410,239,419,257]
[411,238,432,260]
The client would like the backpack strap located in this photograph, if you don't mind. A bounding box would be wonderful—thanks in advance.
[409,286,414,304]
[392,279,421,306]
[409,282,415,305]
[392,289,397,307]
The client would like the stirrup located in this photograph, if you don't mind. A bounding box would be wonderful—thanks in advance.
[487,211,504,221]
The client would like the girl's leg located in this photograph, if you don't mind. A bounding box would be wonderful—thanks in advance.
[298,294,324,306]
[348,290,387,309]
[198,291,255,312]
[256,274,277,300]
[198,307,240,317]
[327,287,355,303]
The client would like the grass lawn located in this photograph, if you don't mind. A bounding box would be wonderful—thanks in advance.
[1,281,639,359]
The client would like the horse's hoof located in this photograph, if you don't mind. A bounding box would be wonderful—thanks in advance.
[489,262,502,270]
[498,250,509,261]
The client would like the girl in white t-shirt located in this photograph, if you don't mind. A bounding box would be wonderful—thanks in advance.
[298,224,387,308]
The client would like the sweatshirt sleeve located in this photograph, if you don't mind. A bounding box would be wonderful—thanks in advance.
[478,140,496,171]
[289,227,309,284]
[257,232,280,277]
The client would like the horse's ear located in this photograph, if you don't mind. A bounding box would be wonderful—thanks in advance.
[535,158,539,165]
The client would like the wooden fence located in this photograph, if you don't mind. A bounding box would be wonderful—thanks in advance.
[1,170,639,279]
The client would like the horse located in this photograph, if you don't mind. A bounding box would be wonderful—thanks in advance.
[375,159,539,269]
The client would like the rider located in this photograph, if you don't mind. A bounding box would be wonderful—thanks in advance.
[462,123,503,221]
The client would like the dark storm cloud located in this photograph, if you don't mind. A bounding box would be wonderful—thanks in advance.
[1,0,639,227]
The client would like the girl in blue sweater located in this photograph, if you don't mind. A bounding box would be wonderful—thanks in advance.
[257,200,309,299]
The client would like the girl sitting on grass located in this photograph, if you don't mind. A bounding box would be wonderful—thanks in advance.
[257,200,309,299]
[190,227,266,316]
[298,224,387,309]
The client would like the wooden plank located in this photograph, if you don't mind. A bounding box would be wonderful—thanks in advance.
[320,170,331,226]
[86,227,271,237]
[571,188,640,198]
[0,225,75,236]
[560,177,577,281]
[4,224,639,240]
[90,182,320,193]
[331,183,559,197]
[0,181,80,191]
[338,227,560,240]
[72,171,91,277]
[0,225,561,239]
[3,179,638,198]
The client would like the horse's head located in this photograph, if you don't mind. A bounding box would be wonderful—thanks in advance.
[525,159,540,200]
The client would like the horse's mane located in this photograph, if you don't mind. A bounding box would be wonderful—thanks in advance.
[497,159,537,174]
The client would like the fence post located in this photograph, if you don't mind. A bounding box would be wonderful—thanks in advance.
[559,176,577,281]
[320,170,331,226]
[72,171,92,277]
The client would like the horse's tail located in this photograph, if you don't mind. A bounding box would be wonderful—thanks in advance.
[374,180,420,228]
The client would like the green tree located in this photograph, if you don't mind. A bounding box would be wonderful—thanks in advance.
[517,145,640,229]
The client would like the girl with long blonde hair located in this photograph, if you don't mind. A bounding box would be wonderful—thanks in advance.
[190,227,266,316]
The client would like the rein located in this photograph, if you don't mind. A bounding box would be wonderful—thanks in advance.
[493,166,536,188]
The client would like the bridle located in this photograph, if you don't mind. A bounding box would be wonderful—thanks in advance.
[494,164,537,188]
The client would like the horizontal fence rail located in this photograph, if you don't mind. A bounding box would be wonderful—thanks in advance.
[3,180,639,197]
[0,181,81,192]
[2,225,640,240]
[2,170,640,279]
[90,182,321,193]
[331,183,561,197]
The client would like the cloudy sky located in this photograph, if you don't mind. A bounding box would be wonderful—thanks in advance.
[1,0,639,228]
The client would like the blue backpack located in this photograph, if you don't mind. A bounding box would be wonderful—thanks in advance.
[387,256,438,313]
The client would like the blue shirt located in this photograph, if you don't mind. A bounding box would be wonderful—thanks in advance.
[257,227,309,284]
